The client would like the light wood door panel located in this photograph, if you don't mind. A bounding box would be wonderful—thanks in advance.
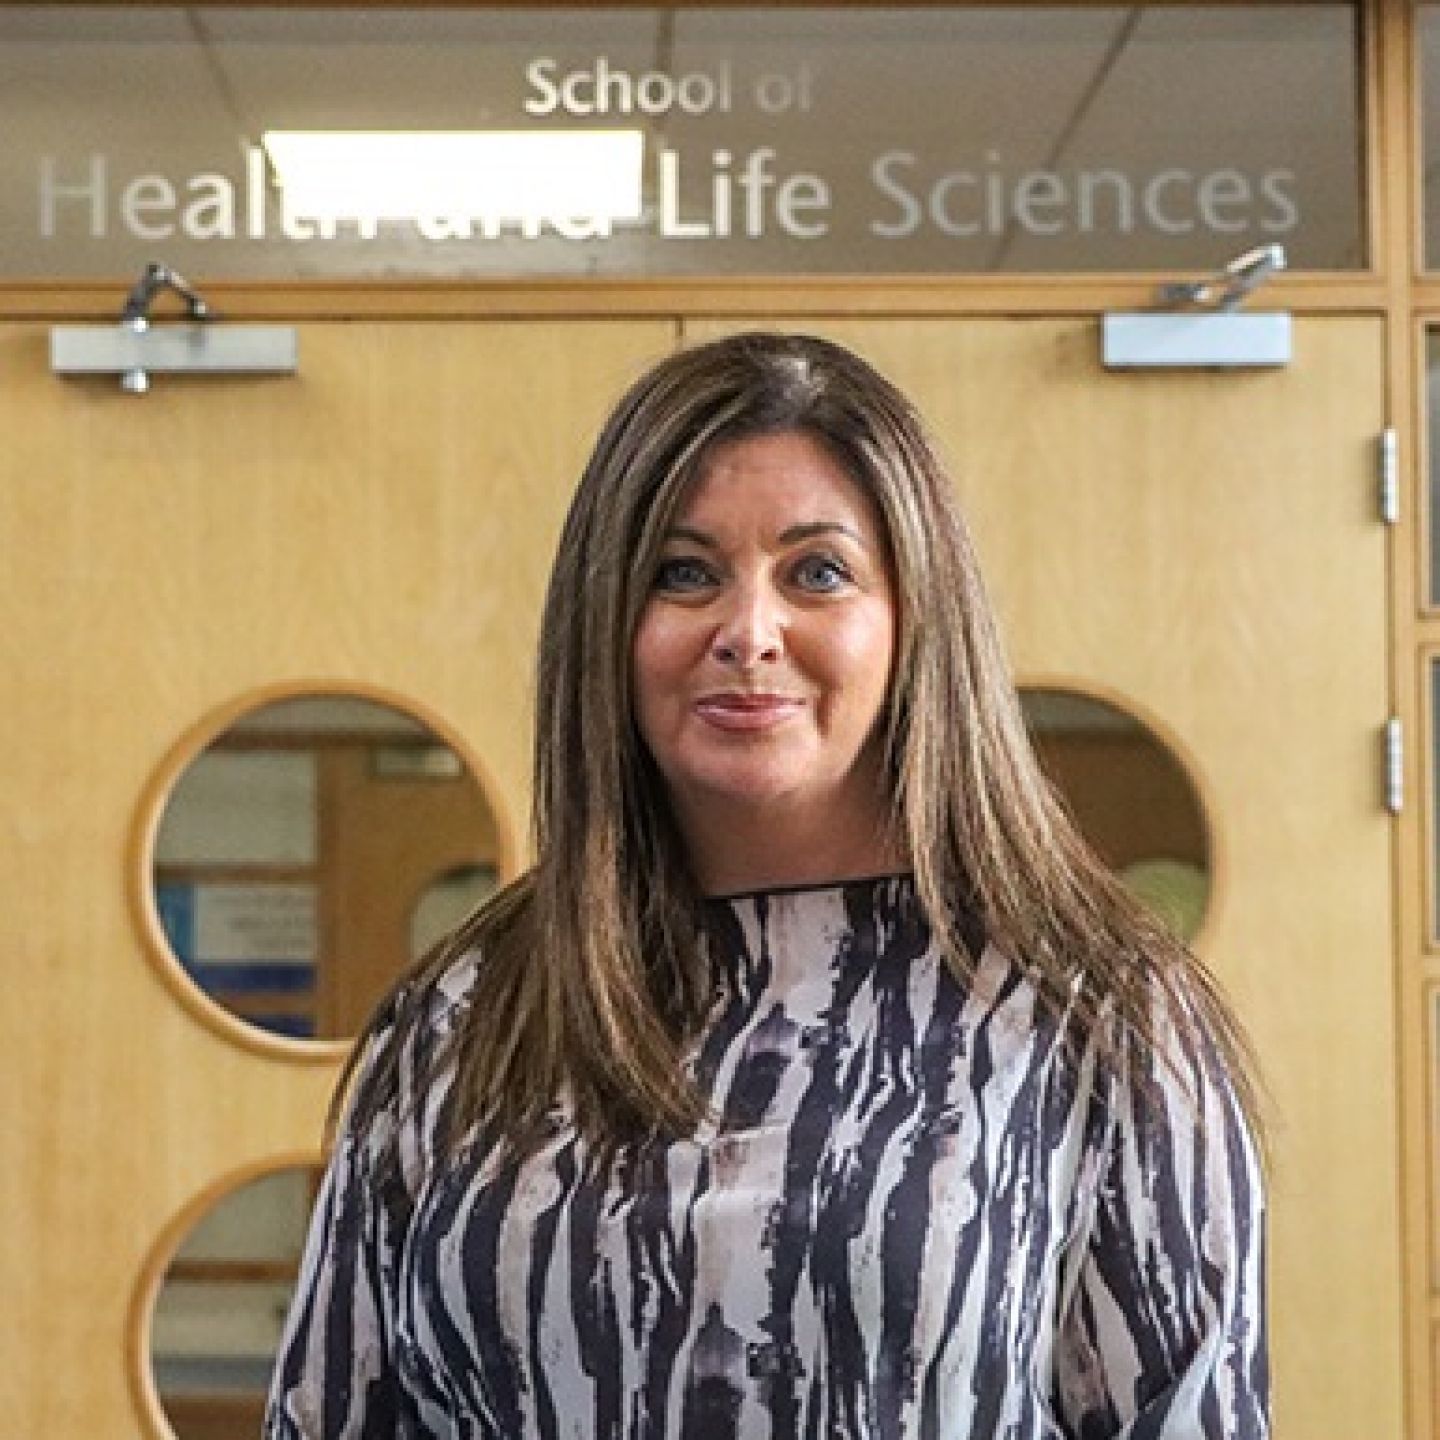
[684,316,1397,1440]
[0,319,675,1436]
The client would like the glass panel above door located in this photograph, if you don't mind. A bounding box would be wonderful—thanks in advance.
[1417,7,1440,271]
[1427,330,1440,606]
[0,5,1362,280]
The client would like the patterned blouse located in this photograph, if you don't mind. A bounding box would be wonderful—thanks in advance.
[266,874,1268,1438]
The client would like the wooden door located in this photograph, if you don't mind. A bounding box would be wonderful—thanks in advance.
[684,316,1398,1440]
[0,319,675,1436]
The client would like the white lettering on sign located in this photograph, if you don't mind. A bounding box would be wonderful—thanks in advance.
[525,56,736,117]
[35,147,1301,250]
[524,56,815,117]
[41,154,269,241]
[39,155,106,237]
[31,48,1313,262]
[185,175,238,240]
[120,173,177,240]
[657,148,831,239]
[869,150,1299,240]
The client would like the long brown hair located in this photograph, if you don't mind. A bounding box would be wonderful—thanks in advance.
[345,331,1264,1164]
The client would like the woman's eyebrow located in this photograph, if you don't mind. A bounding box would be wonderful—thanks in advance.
[777,521,865,545]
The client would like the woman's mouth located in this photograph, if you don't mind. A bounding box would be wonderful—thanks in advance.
[693,693,804,732]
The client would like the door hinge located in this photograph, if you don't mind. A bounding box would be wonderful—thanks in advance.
[1385,716,1404,815]
[1378,427,1400,524]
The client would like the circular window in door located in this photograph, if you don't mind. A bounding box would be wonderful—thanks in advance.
[133,1161,321,1440]
[1019,686,1213,942]
[135,686,512,1055]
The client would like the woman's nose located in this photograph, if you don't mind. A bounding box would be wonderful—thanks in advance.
[711,583,783,667]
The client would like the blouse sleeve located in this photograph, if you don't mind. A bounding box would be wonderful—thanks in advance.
[1052,996,1269,1439]
[264,979,450,1439]
[263,1124,410,1438]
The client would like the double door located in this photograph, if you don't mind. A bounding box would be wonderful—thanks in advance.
[0,315,1396,1437]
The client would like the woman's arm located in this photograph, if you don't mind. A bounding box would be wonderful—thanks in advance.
[1053,998,1269,1439]
[264,980,443,1439]
[264,1125,411,1439]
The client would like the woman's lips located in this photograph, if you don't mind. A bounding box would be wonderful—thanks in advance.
[693,694,804,732]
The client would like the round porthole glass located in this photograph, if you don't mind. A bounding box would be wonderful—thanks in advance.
[143,1164,321,1438]
[411,863,500,959]
[1019,687,1212,941]
[143,690,507,1046]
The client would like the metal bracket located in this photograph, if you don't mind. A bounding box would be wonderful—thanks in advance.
[1102,243,1292,370]
[1101,312,1292,370]
[1155,243,1287,313]
[1378,428,1400,524]
[50,261,297,394]
[121,261,212,328]
[51,324,299,393]
[1384,716,1404,816]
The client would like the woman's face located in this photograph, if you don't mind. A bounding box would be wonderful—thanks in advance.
[631,430,898,871]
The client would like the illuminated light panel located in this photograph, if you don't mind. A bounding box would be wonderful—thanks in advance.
[261,130,644,221]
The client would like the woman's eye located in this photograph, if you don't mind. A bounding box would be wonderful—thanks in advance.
[794,555,852,591]
[653,556,713,592]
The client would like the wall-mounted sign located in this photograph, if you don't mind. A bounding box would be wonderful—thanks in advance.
[1,5,1362,278]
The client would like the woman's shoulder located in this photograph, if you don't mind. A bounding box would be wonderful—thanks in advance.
[973,934,1247,1114]
[338,945,485,1188]
[357,873,541,1092]
[362,942,480,1068]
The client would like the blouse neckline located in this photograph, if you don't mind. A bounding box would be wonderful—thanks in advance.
[702,871,916,906]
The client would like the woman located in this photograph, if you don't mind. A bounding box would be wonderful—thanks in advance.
[266,332,1268,1438]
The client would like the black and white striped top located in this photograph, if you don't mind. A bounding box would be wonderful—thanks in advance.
[266,874,1268,1438]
